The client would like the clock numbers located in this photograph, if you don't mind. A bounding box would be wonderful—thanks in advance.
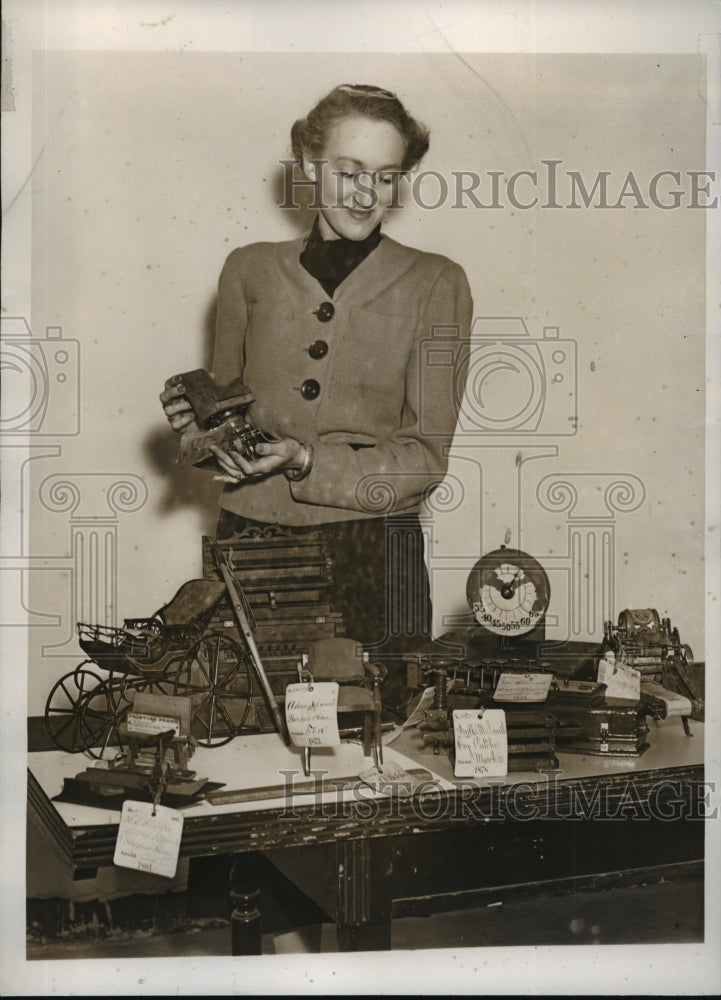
[467,549,551,637]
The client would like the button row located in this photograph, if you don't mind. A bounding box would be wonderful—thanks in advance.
[301,303,333,399]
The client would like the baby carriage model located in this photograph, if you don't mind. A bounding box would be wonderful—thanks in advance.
[44,575,256,755]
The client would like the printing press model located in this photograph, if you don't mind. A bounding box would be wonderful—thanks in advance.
[55,694,224,809]
[603,609,704,733]
[549,606,705,755]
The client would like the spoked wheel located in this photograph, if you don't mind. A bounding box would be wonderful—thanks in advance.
[138,666,178,698]
[79,675,138,760]
[44,665,106,753]
[81,669,184,759]
[173,632,253,747]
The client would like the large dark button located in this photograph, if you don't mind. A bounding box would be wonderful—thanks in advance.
[300,378,321,400]
[316,301,335,322]
[308,339,329,359]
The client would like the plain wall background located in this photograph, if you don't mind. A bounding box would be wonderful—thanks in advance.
[17,50,706,713]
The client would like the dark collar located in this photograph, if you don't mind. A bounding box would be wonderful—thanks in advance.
[300,217,382,297]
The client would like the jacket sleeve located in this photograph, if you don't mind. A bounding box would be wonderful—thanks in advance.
[289,260,474,514]
[211,249,248,382]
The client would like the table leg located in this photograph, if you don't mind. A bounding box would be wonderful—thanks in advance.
[230,856,262,955]
[336,839,392,952]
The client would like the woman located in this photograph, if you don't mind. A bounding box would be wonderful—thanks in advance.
[161,83,473,655]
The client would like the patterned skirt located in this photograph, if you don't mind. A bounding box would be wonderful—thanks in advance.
[215,509,432,658]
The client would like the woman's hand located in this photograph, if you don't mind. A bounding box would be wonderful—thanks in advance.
[159,377,198,433]
[210,437,307,483]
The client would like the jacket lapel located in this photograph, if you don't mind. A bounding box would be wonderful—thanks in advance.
[273,232,417,307]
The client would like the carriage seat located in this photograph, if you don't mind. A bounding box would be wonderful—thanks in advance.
[77,579,227,673]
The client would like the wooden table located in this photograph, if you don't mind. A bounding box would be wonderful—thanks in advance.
[28,718,706,952]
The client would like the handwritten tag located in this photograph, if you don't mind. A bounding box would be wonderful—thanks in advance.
[285,682,340,748]
[453,708,508,778]
[597,656,640,702]
[126,712,180,736]
[358,761,416,797]
[493,672,553,702]
[113,800,184,879]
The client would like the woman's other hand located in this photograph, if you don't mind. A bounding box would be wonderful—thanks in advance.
[210,438,307,483]
[160,377,198,433]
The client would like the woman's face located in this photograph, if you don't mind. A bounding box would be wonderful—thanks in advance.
[306,116,406,241]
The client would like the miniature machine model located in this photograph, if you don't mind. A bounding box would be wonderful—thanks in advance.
[57,693,221,808]
[168,368,275,467]
[406,544,571,702]
[603,608,704,733]
[545,607,704,755]
[417,658,559,771]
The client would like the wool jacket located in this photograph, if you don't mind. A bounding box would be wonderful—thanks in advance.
[211,231,473,526]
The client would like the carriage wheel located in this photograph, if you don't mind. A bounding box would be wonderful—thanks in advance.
[81,667,189,759]
[44,665,107,753]
[80,673,176,759]
[139,666,178,698]
[80,675,140,760]
[173,632,253,747]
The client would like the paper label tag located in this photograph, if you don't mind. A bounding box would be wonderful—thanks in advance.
[597,656,640,702]
[285,682,340,747]
[640,680,692,718]
[493,672,553,702]
[358,761,416,797]
[113,800,184,879]
[126,712,180,736]
[453,708,508,778]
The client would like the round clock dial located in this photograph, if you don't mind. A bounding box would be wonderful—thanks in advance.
[466,547,551,637]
